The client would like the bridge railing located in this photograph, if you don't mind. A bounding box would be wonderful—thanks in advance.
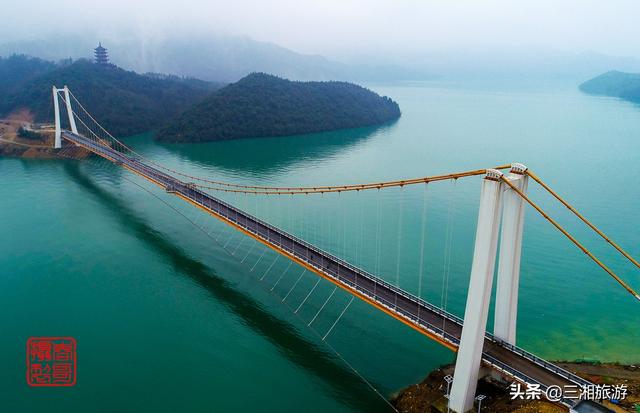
[484,353,579,407]
[182,183,591,389]
[65,131,591,397]
[488,336,592,388]
[178,184,465,345]
[234,202,466,327]
[220,194,465,325]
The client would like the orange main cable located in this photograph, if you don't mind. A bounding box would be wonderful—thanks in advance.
[189,165,511,192]
[190,166,512,195]
[67,88,510,193]
[527,170,640,271]
[88,142,461,351]
[174,191,459,352]
[500,175,640,302]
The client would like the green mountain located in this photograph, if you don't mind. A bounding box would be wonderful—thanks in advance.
[156,73,401,143]
[0,58,219,136]
[579,71,640,103]
[0,55,55,95]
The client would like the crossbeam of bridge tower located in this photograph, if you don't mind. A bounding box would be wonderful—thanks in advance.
[52,86,62,149]
[449,169,504,413]
[494,163,528,345]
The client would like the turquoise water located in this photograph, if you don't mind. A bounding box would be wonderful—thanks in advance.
[1,80,639,412]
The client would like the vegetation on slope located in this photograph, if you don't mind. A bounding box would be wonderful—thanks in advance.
[0,57,219,136]
[579,70,640,103]
[17,126,44,141]
[156,73,401,142]
[0,55,55,96]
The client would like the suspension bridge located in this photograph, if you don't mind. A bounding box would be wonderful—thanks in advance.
[51,86,639,412]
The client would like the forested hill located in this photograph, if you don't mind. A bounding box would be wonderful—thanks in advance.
[579,71,640,103]
[0,57,219,136]
[0,55,55,95]
[156,73,401,143]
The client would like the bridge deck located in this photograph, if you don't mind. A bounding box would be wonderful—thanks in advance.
[63,131,590,405]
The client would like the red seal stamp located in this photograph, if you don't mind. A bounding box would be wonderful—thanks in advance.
[27,337,77,386]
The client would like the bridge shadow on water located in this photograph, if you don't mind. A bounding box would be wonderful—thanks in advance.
[62,162,392,412]
[153,121,398,177]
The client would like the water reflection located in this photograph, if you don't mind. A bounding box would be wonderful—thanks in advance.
[63,162,392,412]
[149,121,398,177]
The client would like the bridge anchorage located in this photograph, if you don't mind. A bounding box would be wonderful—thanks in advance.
[52,87,639,412]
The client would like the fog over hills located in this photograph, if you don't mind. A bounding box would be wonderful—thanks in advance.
[2,1,640,85]
[2,31,640,85]
[0,33,427,83]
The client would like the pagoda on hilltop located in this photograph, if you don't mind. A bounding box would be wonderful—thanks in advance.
[94,42,109,65]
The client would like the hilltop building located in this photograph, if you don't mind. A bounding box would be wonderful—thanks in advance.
[94,43,109,65]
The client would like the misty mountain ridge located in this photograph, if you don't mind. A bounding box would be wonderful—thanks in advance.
[5,32,640,86]
[0,33,430,83]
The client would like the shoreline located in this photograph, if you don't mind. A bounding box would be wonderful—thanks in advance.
[391,361,640,412]
[0,116,55,159]
[0,117,90,159]
[0,135,60,159]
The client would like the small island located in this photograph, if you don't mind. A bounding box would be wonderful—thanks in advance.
[579,70,640,104]
[155,73,401,143]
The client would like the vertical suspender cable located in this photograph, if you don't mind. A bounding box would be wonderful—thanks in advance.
[308,286,337,326]
[417,184,429,321]
[441,179,456,332]
[395,187,405,287]
[323,296,354,340]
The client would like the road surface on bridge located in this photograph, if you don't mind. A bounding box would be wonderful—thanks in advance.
[63,130,592,407]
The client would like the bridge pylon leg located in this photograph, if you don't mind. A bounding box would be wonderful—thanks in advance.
[494,163,528,345]
[449,169,504,413]
[52,86,62,149]
[63,86,78,135]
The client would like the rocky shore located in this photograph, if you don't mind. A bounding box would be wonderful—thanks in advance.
[391,362,640,412]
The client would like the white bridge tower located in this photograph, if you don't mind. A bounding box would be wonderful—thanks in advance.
[52,85,78,149]
[448,163,529,413]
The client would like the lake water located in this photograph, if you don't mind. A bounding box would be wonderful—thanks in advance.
[1,79,639,412]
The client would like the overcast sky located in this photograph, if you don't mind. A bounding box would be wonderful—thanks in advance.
[3,0,640,60]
